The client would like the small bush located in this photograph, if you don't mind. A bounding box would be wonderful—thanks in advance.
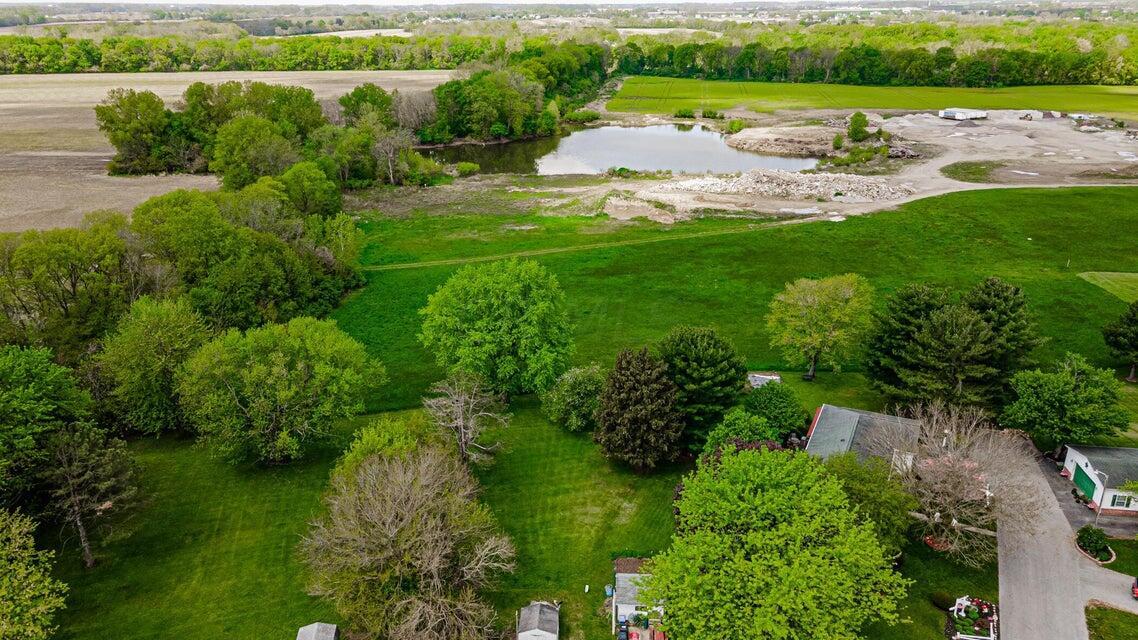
[701,109,724,119]
[1077,524,1112,561]
[674,108,696,118]
[848,111,870,142]
[742,382,808,438]
[489,122,509,138]
[542,365,605,433]
[929,591,955,610]
[564,109,601,124]
[832,133,844,150]
[726,119,747,134]
[455,161,480,177]
[703,408,779,455]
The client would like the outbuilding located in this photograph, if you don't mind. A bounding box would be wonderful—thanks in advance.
[938,107,988,121]
[296,623,339,640]
[612,558,662,633]
[1062,445,1138,516]
[517,601,559,640]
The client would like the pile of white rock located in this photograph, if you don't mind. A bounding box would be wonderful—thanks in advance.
[663,168,916,202]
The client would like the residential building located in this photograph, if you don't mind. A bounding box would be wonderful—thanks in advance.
[1062,445,1138,516]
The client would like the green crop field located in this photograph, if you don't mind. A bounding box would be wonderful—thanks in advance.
[1080,271,1138,302]
[607,76,1138,118]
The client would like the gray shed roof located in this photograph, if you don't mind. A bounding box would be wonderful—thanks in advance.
[519,601,559,635]
[297,623,339,640]
[805,404,918,460]
[1068,446,1138,487]
[615,571,648,607]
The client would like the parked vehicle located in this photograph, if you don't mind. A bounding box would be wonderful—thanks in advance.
[1131,578,1138,600]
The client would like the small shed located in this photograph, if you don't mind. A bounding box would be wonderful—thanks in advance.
[518,601,559,640]
[747,371,782,388]
[938,108,988,121]
[612,558,662,632]
[297,623,339,640]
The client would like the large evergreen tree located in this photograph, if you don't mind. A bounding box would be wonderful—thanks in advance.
[657,326,746,450]
[594,348,683,472]
[1104,300,1138,382]
[897,304,998,406]
[866,284,950,396]
[963,277,1042,392]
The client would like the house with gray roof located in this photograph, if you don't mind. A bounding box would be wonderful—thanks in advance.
[804,404,918,461]
[1062,445,1138,516]
[518,601,559,640]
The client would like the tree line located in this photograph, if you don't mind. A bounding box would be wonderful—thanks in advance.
[95,40,607,179]
[5,30,1136,86]
[0,33,501,73]
[613,40,1132,87]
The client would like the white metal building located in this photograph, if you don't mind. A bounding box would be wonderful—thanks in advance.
[938,108,988,121]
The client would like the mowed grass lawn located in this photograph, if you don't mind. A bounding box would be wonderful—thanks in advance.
[1080,271,1138,303]
[335,187,1138,409]
[607,76,1138,119]
[1088,606,1138,640]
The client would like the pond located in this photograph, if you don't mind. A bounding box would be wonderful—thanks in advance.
[426,124,819,175]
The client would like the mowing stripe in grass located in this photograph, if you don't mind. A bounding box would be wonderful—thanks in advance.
[1079,271,1138,302]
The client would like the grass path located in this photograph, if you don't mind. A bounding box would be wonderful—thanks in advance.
[358,221,778,271]
[1080,272,1138,302]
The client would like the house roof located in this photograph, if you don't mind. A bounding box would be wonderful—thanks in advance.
[296,623,338,640]
[613,557,650,606]
[1067,446,1138,487]
[805,404,918,460]
[518,601,559,635]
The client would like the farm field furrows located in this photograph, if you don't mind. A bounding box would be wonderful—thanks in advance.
[607,76,1138,119]
[0,70,454,231]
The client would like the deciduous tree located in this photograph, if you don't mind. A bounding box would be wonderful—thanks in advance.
[300,447,514,640]
[278,161,341,218]
[642,448,908,640]
[0,346,89,498]
[657,326,747,449]
[701,407,779,456]
[824,453,917,557]
[766,274,874,380]
[865,402,1042,567]
[98,296,211,434]
[209,115,298,190]
[419,259,572,394]
[177,317,384,464]
[1002,353,1129,446]
[594,348,683,472]
[741,381,809,439]
[541,365,604,433]
[423,373,509,464]
[0,509,67,640]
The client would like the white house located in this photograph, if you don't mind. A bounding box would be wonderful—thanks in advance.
[612,558,662,633]
[1062,446,1138,516]
[938,108,988,121]
[517,601,559,640]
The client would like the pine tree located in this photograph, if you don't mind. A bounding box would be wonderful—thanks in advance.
[39,423,141,568]
[657,326,747,450]
[896,304,999,406]
[1104,301,1138,382]
[866,284,950,397]
[594,348,683,472]
[964,277,1043,394]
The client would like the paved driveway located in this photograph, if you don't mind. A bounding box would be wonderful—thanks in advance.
[999,460,1138,640]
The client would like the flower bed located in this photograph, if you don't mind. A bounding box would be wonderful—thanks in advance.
[1077,525,1115,563]
[945,596,998,640]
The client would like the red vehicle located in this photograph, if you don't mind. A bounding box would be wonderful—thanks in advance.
[1131,578,1138,600]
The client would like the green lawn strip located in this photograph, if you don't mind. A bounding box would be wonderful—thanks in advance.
[1088,605,1138,640]
[607,77,1138,119]
[1108,538,1138,577]
[475,398,680,639]
[941,161,1008,183]
[337,187,1138,410]
[1079,272,1138,303]
[49,433,348,640]
[866,543,998,640]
